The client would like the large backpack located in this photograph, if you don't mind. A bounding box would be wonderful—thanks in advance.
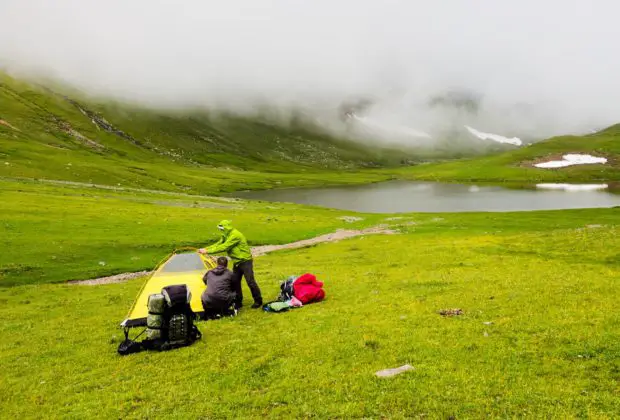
[118,284,202,355]
[159,284,201,350]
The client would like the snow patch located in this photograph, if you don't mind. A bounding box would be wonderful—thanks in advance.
[465,125,522,146]
[536,183,608,191]
[534,154,607,168]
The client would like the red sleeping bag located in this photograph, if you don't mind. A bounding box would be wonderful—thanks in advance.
[293,273,325,304]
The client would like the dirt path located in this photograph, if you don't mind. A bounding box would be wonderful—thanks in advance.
[251,226,396,256]
[67,270,152,286]
[69,226,396,285]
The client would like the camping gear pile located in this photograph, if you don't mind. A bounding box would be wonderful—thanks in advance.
[118,284,202,355]
[118,251,216,356]
[117,250,328,354]
[263,273,325,313]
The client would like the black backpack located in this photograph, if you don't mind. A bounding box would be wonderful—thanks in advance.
[118,284,201,355]
[278,276,297,301]
[159,284,201,350]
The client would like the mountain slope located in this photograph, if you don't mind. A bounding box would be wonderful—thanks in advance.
[398,124,620,183]
[0,73,415,193]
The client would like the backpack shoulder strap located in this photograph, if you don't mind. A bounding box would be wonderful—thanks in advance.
[191,324,202,340]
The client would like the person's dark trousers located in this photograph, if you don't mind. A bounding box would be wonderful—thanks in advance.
[201,295,236,320]
[232,260,262,307]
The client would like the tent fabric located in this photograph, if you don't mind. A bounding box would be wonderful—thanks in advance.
[121,252,216,327]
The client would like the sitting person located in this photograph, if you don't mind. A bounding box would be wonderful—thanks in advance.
[201,257,237,319]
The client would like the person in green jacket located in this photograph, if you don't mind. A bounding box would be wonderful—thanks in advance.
[199,220,263,309]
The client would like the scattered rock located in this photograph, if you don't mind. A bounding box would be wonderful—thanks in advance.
[98,261,106,266]
[483,331,489,337]
[439,308,464,316]
[586,224,603,229]
[55,119,105,149]
[66,99,143,147]
[151,200,238,209]
[339,216,364,223]
[375,364,414,378]
[483,321,494,325]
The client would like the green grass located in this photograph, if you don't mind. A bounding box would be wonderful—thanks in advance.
[397,124,620,183]
[3,71,620,417]
[1,180,619,417]
[0,179,394,287]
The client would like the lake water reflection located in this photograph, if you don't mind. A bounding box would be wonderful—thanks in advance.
[234,181,620,213]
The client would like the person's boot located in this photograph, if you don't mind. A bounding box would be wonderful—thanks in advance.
[251,301,263,309]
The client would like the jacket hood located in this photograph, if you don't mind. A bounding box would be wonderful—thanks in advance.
[217,220,233,233]
[211,265,228,275]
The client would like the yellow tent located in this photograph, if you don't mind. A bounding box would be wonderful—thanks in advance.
[120,252,217,328]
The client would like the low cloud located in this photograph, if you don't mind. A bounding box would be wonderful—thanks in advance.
[2,0,619,144]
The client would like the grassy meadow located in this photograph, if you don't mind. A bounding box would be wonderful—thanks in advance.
[1,179,620,418]
[2,71,620,418]
[0,179,393,287]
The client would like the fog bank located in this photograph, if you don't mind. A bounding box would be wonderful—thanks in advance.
[2,0,619,144]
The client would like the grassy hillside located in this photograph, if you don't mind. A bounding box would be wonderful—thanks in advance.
[399,124,620,183]
[0,72,415,194]
[4,71,619,193]
[1,179,619,417]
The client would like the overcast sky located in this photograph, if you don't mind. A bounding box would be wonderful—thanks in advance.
[1,0,619,142]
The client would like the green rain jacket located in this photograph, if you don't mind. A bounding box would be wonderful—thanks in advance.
[205,220,253,264]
